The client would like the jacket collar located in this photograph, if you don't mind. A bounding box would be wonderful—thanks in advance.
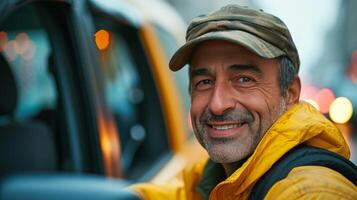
[195,157,248,200]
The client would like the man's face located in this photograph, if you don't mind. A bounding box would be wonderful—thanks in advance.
[190,40,287,164]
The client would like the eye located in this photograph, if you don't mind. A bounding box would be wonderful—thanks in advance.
[232,76,256,87]
[195,79,213,90]
[238,77,253,82]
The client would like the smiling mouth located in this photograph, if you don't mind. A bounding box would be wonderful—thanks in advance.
[208,123,246,130]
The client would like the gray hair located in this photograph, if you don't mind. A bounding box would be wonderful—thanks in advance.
[278,56,298,96]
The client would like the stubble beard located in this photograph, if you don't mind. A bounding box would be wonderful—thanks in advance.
[194,99,288,164]
[194,108,256,164]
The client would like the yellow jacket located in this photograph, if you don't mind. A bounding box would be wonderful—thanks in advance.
[132,102,357,199]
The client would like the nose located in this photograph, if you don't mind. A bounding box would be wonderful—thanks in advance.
[208,80,236,115]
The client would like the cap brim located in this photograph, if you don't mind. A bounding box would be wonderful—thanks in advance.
[169,30,285,71]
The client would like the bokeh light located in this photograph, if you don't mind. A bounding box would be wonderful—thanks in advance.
[315,88,335,114]
[300,85,319,100]
[329,97,353,124]
[15,32,30,55]
[95,29,110,50]
[0,31,8,52]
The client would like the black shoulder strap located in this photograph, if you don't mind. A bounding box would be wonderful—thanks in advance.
[249,145,357,200]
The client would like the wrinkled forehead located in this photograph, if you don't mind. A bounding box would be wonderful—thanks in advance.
[189,40,278,68]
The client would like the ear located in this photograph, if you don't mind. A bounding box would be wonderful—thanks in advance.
[285,76,301,107]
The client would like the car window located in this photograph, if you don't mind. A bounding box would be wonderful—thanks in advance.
[91,14,170,181]
[0,4,60,174]
[0,2,99,174]
[0,6,56,121]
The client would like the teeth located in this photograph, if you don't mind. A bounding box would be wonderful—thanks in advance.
[211,124,242,130]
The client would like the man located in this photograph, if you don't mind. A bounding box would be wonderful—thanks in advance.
[132,4,357,199]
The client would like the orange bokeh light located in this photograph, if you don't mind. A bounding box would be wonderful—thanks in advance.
[315,88,335,114]
[0,31,8,52]
[94,29,110,50]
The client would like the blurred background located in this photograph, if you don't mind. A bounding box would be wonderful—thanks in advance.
[0,1,356,198]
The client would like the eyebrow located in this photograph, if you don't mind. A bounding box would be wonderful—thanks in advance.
[228,64,263,76]
[189,68,210,80]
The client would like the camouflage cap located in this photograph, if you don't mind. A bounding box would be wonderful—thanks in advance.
[169,4,300,71]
